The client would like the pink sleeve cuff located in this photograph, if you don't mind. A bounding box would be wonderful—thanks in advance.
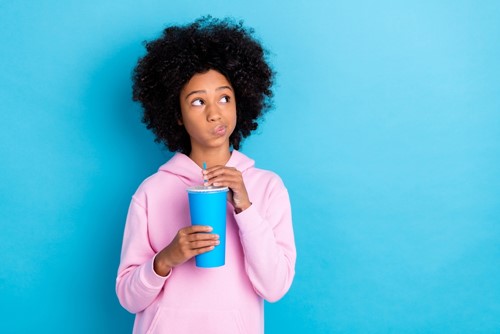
[139,255,172,289]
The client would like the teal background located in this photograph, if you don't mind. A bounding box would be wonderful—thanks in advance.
[1,1,499,333]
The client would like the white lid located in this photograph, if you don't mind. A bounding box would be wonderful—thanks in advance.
[186,186,229,193]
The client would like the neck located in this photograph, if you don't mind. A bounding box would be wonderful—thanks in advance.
[189,146,232,168]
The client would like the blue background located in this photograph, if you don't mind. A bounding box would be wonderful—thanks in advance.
[1,1,499,333]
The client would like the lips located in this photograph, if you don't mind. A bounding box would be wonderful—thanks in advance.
[213,125,227,136]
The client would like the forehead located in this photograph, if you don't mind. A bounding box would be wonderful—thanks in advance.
[182,69,232,92]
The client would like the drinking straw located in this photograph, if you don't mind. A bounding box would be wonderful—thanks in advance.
[202,162,208,184]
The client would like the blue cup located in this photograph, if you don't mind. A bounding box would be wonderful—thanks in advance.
[187,186,228,268]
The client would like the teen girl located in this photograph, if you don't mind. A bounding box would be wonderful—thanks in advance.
[116,16,296,334]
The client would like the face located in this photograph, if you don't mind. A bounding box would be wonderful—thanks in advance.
[179,69,237,153]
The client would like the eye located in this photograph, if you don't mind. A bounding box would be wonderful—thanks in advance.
[219,95,231,103]
[191,98,204,106]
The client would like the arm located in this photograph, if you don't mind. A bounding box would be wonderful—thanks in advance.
[235,185,296,302]
[116,197,220,313]
[203,166,296,302]
[115,197,168,313]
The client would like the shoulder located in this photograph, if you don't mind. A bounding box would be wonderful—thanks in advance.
[247,166,283,182]
[129,171,163,203]
[233,151,285,188]
[134,153,189,194]
[135,171,166,191]
[131,164,182,205]
[244,165,288,195]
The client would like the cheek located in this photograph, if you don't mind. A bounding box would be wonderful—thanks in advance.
[182,119,199,136]
[228,110,237,132]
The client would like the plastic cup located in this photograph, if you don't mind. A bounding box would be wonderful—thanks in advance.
[186,186,229,268]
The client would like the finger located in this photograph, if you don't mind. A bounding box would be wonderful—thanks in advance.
[208,173,242,186]
[204,166,239,179]
[204,165,235,173]
[213,180,246,193]
[203,167,242,188]
[187,232,219,242]
[181,225,213,234]
[190,239,220,250]
[193,245,217,255]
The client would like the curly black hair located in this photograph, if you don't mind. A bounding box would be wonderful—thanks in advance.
[132,16,275,154]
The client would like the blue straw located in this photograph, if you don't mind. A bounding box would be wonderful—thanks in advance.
[202,162,208,184]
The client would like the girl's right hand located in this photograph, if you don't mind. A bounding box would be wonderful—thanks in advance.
[153,225,219,276]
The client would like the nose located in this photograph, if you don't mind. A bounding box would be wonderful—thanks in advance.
[206,103,222,122]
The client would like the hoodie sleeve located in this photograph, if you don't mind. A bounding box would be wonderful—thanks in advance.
[234,177,296,302]
[115,196,170,314]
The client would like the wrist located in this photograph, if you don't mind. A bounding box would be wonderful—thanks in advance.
[153,253,172,277]
[235,202,252,214]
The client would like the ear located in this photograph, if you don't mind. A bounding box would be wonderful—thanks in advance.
[177,117,183,126]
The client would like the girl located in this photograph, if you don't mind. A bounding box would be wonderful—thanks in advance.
[116,16,296,334]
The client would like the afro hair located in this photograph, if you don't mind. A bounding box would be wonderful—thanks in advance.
[132,16,275,154]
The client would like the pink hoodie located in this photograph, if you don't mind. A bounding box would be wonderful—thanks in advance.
[116,150,296,334]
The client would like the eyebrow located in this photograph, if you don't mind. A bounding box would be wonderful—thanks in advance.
[184,86,233,100]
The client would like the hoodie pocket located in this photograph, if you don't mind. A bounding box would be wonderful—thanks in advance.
[146,307,247,334]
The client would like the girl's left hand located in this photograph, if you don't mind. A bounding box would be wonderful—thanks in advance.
[203,166,251,213]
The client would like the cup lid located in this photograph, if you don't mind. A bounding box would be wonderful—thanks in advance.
[186,186,229,193]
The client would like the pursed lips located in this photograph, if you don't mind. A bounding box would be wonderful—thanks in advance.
[213,124,227,136]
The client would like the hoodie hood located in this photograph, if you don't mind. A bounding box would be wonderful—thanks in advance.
[158,150,255,187]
